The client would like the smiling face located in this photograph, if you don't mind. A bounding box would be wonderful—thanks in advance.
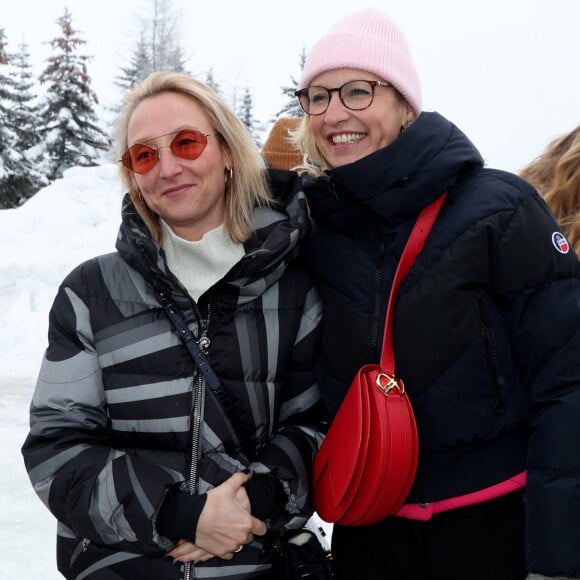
[127,91,232,241]
[308,68,414,169]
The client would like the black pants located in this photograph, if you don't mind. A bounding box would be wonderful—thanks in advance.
[331,490,526,580]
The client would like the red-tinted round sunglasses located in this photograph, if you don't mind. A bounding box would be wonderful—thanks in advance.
[120,129,220,174]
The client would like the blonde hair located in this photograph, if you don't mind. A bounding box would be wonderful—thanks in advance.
[520,126,580,254]
[292,116,332,177]
[116,71,271,243]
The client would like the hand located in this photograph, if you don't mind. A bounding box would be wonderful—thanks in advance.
[194,471,268,559]
[165,539,214,564]
[234,480,251,513]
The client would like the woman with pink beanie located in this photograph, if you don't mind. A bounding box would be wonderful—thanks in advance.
[293,8,580,580]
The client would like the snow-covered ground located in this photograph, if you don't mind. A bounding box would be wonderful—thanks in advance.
[0,164,123,579]
[1,379,61,579]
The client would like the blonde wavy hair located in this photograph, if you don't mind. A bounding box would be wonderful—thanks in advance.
[116,71,271,243]
[520,126,580,254]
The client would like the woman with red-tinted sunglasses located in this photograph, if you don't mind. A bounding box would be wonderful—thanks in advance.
[22,71,326,579]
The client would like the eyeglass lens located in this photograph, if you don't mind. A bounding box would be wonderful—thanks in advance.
[297,80,381,115]
[121,129,210,174]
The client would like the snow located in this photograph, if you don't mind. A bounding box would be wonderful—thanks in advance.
[0,162,332,579]
[0,163,123,579]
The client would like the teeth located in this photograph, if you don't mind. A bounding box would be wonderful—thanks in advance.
[331,133,365,145]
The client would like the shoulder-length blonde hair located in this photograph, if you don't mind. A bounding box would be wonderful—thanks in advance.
[520,126,580,254]
[116,71,271,243]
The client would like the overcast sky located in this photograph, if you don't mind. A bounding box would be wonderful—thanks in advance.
[2,0,580,172]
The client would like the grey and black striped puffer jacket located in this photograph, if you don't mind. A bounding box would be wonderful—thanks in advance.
[22,169,326,579]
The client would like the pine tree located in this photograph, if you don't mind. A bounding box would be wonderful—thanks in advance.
[237,87,263,147]
[274,48,306,120]
[11,42,44,151]
[37,8,111,181]
[0,27,17,207]
[115,31,152,95]
[9,41,49,201]
[0,30,47,208]
[115,0,189,95]
[149,0,187,72]
[205,67,221,95]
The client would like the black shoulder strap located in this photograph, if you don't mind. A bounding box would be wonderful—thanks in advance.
[157,291,250,451]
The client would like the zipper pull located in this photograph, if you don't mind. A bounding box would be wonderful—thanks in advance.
[198,334,210,354]
[197,304,211,354]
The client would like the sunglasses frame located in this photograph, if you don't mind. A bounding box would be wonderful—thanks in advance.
[120,129,220,174]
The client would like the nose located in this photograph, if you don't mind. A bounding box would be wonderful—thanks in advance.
[156,146,182,177]
[324,90,349,123]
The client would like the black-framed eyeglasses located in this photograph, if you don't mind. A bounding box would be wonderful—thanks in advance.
[295,80,391,116]
[120,129,220,174]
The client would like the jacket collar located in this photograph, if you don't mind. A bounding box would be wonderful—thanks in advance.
[304,111,483,231]
[115,169,310,303]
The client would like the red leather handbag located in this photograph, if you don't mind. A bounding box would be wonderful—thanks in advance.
[313,193,447,526]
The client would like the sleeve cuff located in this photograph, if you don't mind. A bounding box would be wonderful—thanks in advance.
[245,474,287,520]
[156,487,207,542]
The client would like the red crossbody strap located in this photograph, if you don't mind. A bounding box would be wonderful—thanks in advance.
[380,193,447,372]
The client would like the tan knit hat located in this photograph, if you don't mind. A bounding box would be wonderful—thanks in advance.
[262,117,303,170]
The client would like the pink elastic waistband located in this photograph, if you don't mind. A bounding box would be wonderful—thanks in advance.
[395,471,527,521]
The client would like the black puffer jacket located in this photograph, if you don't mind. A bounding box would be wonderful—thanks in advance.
[303,112,580,576]
[22,169,325,579]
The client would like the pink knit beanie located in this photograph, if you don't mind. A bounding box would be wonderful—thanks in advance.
[299,9,422,114]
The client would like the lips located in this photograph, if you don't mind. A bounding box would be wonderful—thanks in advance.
[162,183,192,196]
[330,132,366,145]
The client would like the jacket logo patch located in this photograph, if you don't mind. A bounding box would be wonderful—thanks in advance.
[552,231,570,254]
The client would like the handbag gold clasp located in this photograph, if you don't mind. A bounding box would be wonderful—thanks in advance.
[376,373,405,395]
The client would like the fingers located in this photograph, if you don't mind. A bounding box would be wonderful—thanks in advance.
[183,470,268,558]
[249,515,267,536]
[165,540,215,564]
[234,485,251,513]
[222,470,252,492]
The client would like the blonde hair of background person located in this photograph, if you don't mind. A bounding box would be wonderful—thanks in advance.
[116,71,271,244]
[520,126,580,254]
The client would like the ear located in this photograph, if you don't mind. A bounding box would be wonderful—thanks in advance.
[224,150,234,171]
[403,101,416,124]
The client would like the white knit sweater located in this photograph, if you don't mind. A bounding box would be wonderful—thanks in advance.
[160,220,244,302]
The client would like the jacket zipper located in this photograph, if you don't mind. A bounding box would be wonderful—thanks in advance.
[370,238,387,354]
[183,373,203,580]
[136,241,210,579]
[475,297,504,415]
[183,305,211,580]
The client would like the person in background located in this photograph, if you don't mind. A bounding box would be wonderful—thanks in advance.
[262,116,304,171]
[292,8,580,580]
[21,71,325,580]
[520,126,580,254]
